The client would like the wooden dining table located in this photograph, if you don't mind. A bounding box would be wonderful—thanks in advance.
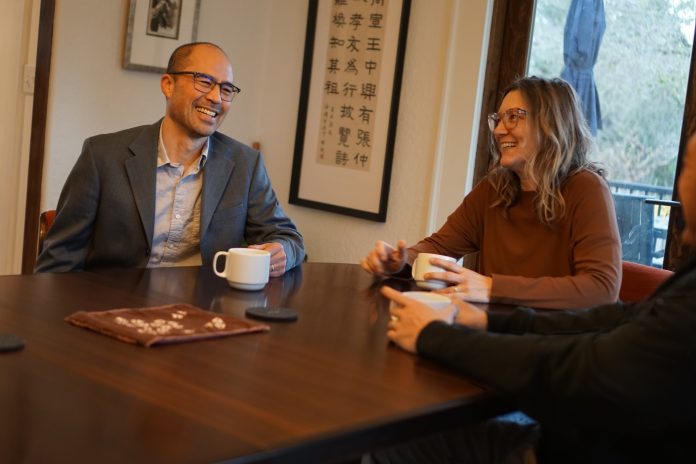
[0,263,512,463]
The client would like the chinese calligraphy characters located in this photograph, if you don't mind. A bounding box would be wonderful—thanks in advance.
[318,0,388,171]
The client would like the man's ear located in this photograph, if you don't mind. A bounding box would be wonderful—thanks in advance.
[161,74,174,99]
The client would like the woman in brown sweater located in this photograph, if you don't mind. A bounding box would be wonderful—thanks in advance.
[361,77,621,309]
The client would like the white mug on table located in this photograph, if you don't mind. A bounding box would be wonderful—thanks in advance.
[392,291,452,310]
[411,253,457,290]
[213,248,270,291]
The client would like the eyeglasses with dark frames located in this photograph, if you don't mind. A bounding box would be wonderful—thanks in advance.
[487,107,528,131]
[168,71,241,102]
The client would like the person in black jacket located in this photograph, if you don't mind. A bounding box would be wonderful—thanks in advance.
[380,133,696,463]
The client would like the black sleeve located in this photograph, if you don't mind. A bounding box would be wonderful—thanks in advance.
[416,291,696,433]
[486,301,644,335]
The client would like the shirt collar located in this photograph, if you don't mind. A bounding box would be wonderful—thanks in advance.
[157,126,209,170]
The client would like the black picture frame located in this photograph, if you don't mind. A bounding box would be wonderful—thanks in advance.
[289,0,411,222]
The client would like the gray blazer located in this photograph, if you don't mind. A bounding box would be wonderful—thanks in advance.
[35,121,304,272]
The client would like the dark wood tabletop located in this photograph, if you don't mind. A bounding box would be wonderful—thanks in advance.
[0,263,512,463]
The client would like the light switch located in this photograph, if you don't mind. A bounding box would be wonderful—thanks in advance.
[23,64,35,94]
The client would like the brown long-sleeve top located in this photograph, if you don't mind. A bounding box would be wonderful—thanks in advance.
[408,170,621,309]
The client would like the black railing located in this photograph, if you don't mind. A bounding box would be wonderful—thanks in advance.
[608,180,672,199]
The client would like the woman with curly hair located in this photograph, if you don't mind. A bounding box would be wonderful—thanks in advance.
[361,76,621,309]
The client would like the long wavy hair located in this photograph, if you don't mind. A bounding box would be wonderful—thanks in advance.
[488,76,603,225]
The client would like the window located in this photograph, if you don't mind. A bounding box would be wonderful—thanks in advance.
[529,0,694,268]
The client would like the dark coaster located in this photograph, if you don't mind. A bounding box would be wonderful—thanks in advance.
[245,307,298,322]
[0,333,25,353]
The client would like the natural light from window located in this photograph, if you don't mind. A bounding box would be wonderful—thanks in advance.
[529,0,695,267]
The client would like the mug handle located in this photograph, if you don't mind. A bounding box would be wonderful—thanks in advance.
[213,251,227,278]
[411,258,418,279]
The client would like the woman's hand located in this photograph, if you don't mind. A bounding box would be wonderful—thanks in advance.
[426,258,493,303]
[382,286,458,353]
[360,240,408,277]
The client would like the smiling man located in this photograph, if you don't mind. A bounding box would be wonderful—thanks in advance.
[36,42,304,274]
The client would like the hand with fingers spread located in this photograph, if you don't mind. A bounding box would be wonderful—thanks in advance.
[382,286,458,354]
[360,240,408,277]
[424,257,493,303]
[249,242,287,277]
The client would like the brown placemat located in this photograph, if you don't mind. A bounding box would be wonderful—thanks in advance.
[65,303,269,347]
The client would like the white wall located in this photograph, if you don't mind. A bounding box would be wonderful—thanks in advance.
[44,1,165,206]
[0,0,37,275]
[40,0,492,266]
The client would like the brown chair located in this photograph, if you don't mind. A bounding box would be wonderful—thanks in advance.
[619,260,673,302]
[37,209,56,255]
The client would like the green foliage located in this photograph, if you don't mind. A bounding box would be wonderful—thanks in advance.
[529,0,694,188]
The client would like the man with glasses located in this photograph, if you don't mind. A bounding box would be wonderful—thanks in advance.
[36,42,304,274]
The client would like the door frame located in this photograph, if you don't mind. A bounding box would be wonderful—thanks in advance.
[21,0,55,274]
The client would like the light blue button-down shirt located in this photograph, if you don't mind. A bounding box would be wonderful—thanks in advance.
[147,130,209,267]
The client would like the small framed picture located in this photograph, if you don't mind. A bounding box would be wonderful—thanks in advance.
[146,0,183,39]
[123,0,201,73]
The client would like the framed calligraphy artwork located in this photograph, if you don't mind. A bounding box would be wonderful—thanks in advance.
[123,0,201,73]
[290,0,411,221]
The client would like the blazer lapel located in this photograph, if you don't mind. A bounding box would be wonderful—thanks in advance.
[125,121,160,246]
[201,137,235,237]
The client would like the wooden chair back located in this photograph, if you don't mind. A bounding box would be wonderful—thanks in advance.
[37,210,56,255]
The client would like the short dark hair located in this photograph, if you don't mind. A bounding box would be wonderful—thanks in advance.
[165,42,227,73]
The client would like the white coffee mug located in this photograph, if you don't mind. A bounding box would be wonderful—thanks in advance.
[397,291,452,310]
[411,253,457,290]
[213,248,270,291]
